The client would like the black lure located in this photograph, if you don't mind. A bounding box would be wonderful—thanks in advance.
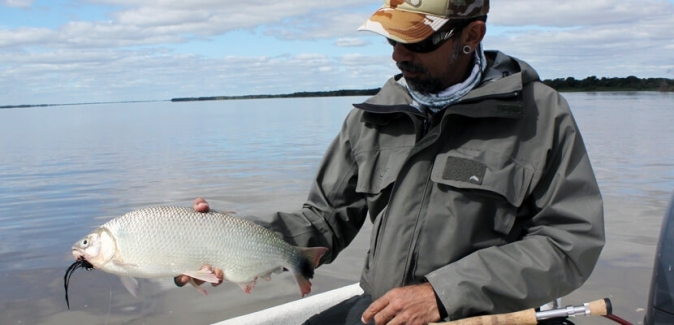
[64,258,94,309]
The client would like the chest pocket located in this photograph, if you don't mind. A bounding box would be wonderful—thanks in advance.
[354,147,411,194]
[430,150,535,235]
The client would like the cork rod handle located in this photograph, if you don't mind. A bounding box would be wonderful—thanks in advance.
[587,298,612,316]
[429,298,612,325]
[428,308,538,325]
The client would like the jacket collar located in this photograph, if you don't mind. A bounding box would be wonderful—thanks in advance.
[354,51,536,123]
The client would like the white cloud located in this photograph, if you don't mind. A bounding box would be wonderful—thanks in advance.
[1,0,674,105]
[339,53,390,67]
[335,38,370,47]
[1,0,33,8]
[263,11,371,40]
[113,8,215,28]
[490,0,673,27]
[0,1,379,50]
[107,0,377,39]
[481,0,674,79]
[0,23,186,49]
[0,48,396,105]
[0,27,54,48]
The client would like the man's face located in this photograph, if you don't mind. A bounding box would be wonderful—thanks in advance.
[395,41,463,94]
[391,30,471,95]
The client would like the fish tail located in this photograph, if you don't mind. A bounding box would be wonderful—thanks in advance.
[293,247,328,297]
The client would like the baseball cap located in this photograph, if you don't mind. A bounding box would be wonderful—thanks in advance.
[358,0,489,44]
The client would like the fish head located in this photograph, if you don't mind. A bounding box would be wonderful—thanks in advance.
[71,228,117,269]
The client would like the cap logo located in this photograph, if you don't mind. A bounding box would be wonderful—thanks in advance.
[406,0,422,7]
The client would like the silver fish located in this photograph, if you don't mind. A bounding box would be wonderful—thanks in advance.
[70,206,328,299]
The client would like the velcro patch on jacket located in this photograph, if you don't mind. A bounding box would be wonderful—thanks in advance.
[442,157,487,185]
[496,104,523,115]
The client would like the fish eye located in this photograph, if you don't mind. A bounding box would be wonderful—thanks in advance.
[81,239,88,246]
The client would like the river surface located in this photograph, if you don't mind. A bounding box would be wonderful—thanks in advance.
[0,92,672,324]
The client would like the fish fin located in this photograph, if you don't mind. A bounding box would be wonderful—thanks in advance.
[182,269,220,284]
[236,277,258,294]
[292,247,328,297]
[189,278,208,296]
[261,267,282,282]
[293,272,312,298]
[119,276,139,298]
[299,247,329,268]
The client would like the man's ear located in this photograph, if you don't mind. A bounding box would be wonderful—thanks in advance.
[462,21,487,50]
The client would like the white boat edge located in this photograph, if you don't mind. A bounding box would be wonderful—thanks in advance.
[212,283,364,325]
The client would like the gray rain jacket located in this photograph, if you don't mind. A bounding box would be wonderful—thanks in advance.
[255,51,605,320]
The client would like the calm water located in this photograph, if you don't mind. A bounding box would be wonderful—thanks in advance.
[0,92,672,324]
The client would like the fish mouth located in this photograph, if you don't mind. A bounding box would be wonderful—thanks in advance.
[64,257,94,310]
[71,248,83,259]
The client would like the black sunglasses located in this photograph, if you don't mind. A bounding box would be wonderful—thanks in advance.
[387,28,457,53]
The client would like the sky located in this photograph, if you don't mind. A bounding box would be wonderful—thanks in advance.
[1,0,674,105]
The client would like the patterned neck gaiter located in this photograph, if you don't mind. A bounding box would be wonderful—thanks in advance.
[400,44,488,114]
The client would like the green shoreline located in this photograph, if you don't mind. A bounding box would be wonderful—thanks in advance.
[0,100,166,110]
[170,88,381,103]
[2,76,672,109]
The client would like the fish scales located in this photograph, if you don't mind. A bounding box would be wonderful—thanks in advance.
[106,206,298,281]
[69,206,328,300]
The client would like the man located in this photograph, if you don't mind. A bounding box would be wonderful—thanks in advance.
[177,0,605,324]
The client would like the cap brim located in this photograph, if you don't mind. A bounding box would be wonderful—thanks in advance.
[358,7,449,44]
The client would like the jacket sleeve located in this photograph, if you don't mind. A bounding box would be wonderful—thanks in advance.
[248,109,368,264]
[426,87,606,320]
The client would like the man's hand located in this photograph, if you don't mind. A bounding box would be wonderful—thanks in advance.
[174,265,224,288]
[174,198,220,288]
[361,283,441,325]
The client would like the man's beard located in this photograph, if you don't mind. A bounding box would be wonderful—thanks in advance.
[397,62,445,95]
[397,41,463,95]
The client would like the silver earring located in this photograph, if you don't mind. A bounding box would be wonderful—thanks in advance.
[462,45,472,54]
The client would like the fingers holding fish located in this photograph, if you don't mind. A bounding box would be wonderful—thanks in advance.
[174,265,224,288]
[192,198,236,215]
[193,197,210,213]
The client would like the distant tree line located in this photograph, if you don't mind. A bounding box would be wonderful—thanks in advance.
[171,88,381,102]
[0,100,162,109]
[3,77,672,109]
[171,76,673,103]
[542,76,674,92]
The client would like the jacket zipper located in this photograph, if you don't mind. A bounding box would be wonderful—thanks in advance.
[369,111,429,292]
[370,111,441,292]
[399,111,441,285]
[400,158,435,286]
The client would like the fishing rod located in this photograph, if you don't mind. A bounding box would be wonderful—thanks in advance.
[429,298,634,325]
